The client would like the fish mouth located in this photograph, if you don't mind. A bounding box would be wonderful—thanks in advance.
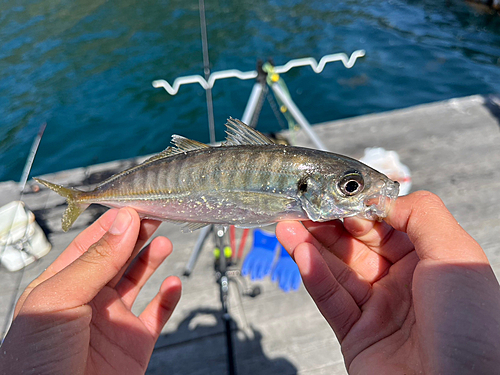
[361,180,400,220]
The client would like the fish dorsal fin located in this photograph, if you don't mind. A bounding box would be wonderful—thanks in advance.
[142,147,176,163]
[143,135,211,163]
[171,135,211,152]
[224,117,275,146]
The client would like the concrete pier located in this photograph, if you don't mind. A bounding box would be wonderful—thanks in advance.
[1,94,499,374]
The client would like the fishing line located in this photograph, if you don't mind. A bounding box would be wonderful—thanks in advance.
[197,5,237,373]
[199,0,216,144]
[0,122,46,342]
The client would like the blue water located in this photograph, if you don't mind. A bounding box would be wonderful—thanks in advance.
[1,0,499,182]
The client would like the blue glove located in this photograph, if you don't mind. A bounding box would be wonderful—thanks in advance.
[241,229,279,281]
[271,245,301,292]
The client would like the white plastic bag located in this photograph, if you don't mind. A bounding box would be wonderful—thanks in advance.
[0,201,52,272]
[360,148,412,196]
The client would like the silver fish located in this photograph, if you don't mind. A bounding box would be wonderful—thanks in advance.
[34,118,399,232]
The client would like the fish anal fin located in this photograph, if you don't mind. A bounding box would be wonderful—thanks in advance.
[62,201,90,232]
[182,222,212,233]
[137,215,211,233]
[224,117,275,146]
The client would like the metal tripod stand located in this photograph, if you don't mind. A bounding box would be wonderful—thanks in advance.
[182,60,330,375]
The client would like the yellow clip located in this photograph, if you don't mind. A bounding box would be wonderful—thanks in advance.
[280,105,287,113]
[214,247,221,259]
[271,73,280,82]
[224,246,232,258]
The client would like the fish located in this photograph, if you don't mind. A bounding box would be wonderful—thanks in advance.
[34,118,399,232]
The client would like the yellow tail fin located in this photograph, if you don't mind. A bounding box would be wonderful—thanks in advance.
[33,177,90,232]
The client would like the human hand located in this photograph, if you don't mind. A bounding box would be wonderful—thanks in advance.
[276,191,500,374]
[0,208,182,375]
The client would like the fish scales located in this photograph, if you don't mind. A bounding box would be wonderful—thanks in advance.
[96,146,307,223]
[97,148,279,196]
[34,118,399,232]
[177,147,300,225]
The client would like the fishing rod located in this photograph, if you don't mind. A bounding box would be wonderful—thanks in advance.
[198,0,216,144]
[1,122,47,342]
[182,2,239,374]
[162,3,365,373]
[19,123,46,193]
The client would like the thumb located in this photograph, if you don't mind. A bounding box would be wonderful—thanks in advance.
[385,191,487,263]
[25,208,141,312]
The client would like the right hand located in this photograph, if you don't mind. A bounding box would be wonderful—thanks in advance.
[276,191,500,374]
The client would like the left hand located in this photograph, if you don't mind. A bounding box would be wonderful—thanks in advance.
[0,207,182,375]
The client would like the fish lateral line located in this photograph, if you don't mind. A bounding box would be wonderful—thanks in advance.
[94,117,275,189]
[33,118,400,232]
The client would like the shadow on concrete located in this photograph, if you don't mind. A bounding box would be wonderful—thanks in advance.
[483,94,500,126]
[148,308,298,375]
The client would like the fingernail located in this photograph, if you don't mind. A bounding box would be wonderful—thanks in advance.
[109,209,131,235]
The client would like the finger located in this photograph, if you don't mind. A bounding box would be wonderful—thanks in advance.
[140,276,182,339]
[24,208,141,312]
[39,209,119,282]
[49,209,119,272]
[342,217,415,263]
[116,236,173,309]
[302,220,360,263]
[341,250,419,366]
[294,242,361,341]
[385,191,487,262]
[301,221,392,283]
[108,219,162,288]
[276,222,372,305]
[14,209,119,316]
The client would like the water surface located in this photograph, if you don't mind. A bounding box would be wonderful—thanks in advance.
[1,0,499,181]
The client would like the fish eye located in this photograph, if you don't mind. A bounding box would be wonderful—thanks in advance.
[338,173,364,196]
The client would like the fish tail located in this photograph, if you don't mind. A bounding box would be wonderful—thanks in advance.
[33,177,90,232]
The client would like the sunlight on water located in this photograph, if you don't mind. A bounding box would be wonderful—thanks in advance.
[0,0,499,181]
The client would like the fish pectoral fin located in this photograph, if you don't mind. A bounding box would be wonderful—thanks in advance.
[223,117,275,146]
[299,195,322,222]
